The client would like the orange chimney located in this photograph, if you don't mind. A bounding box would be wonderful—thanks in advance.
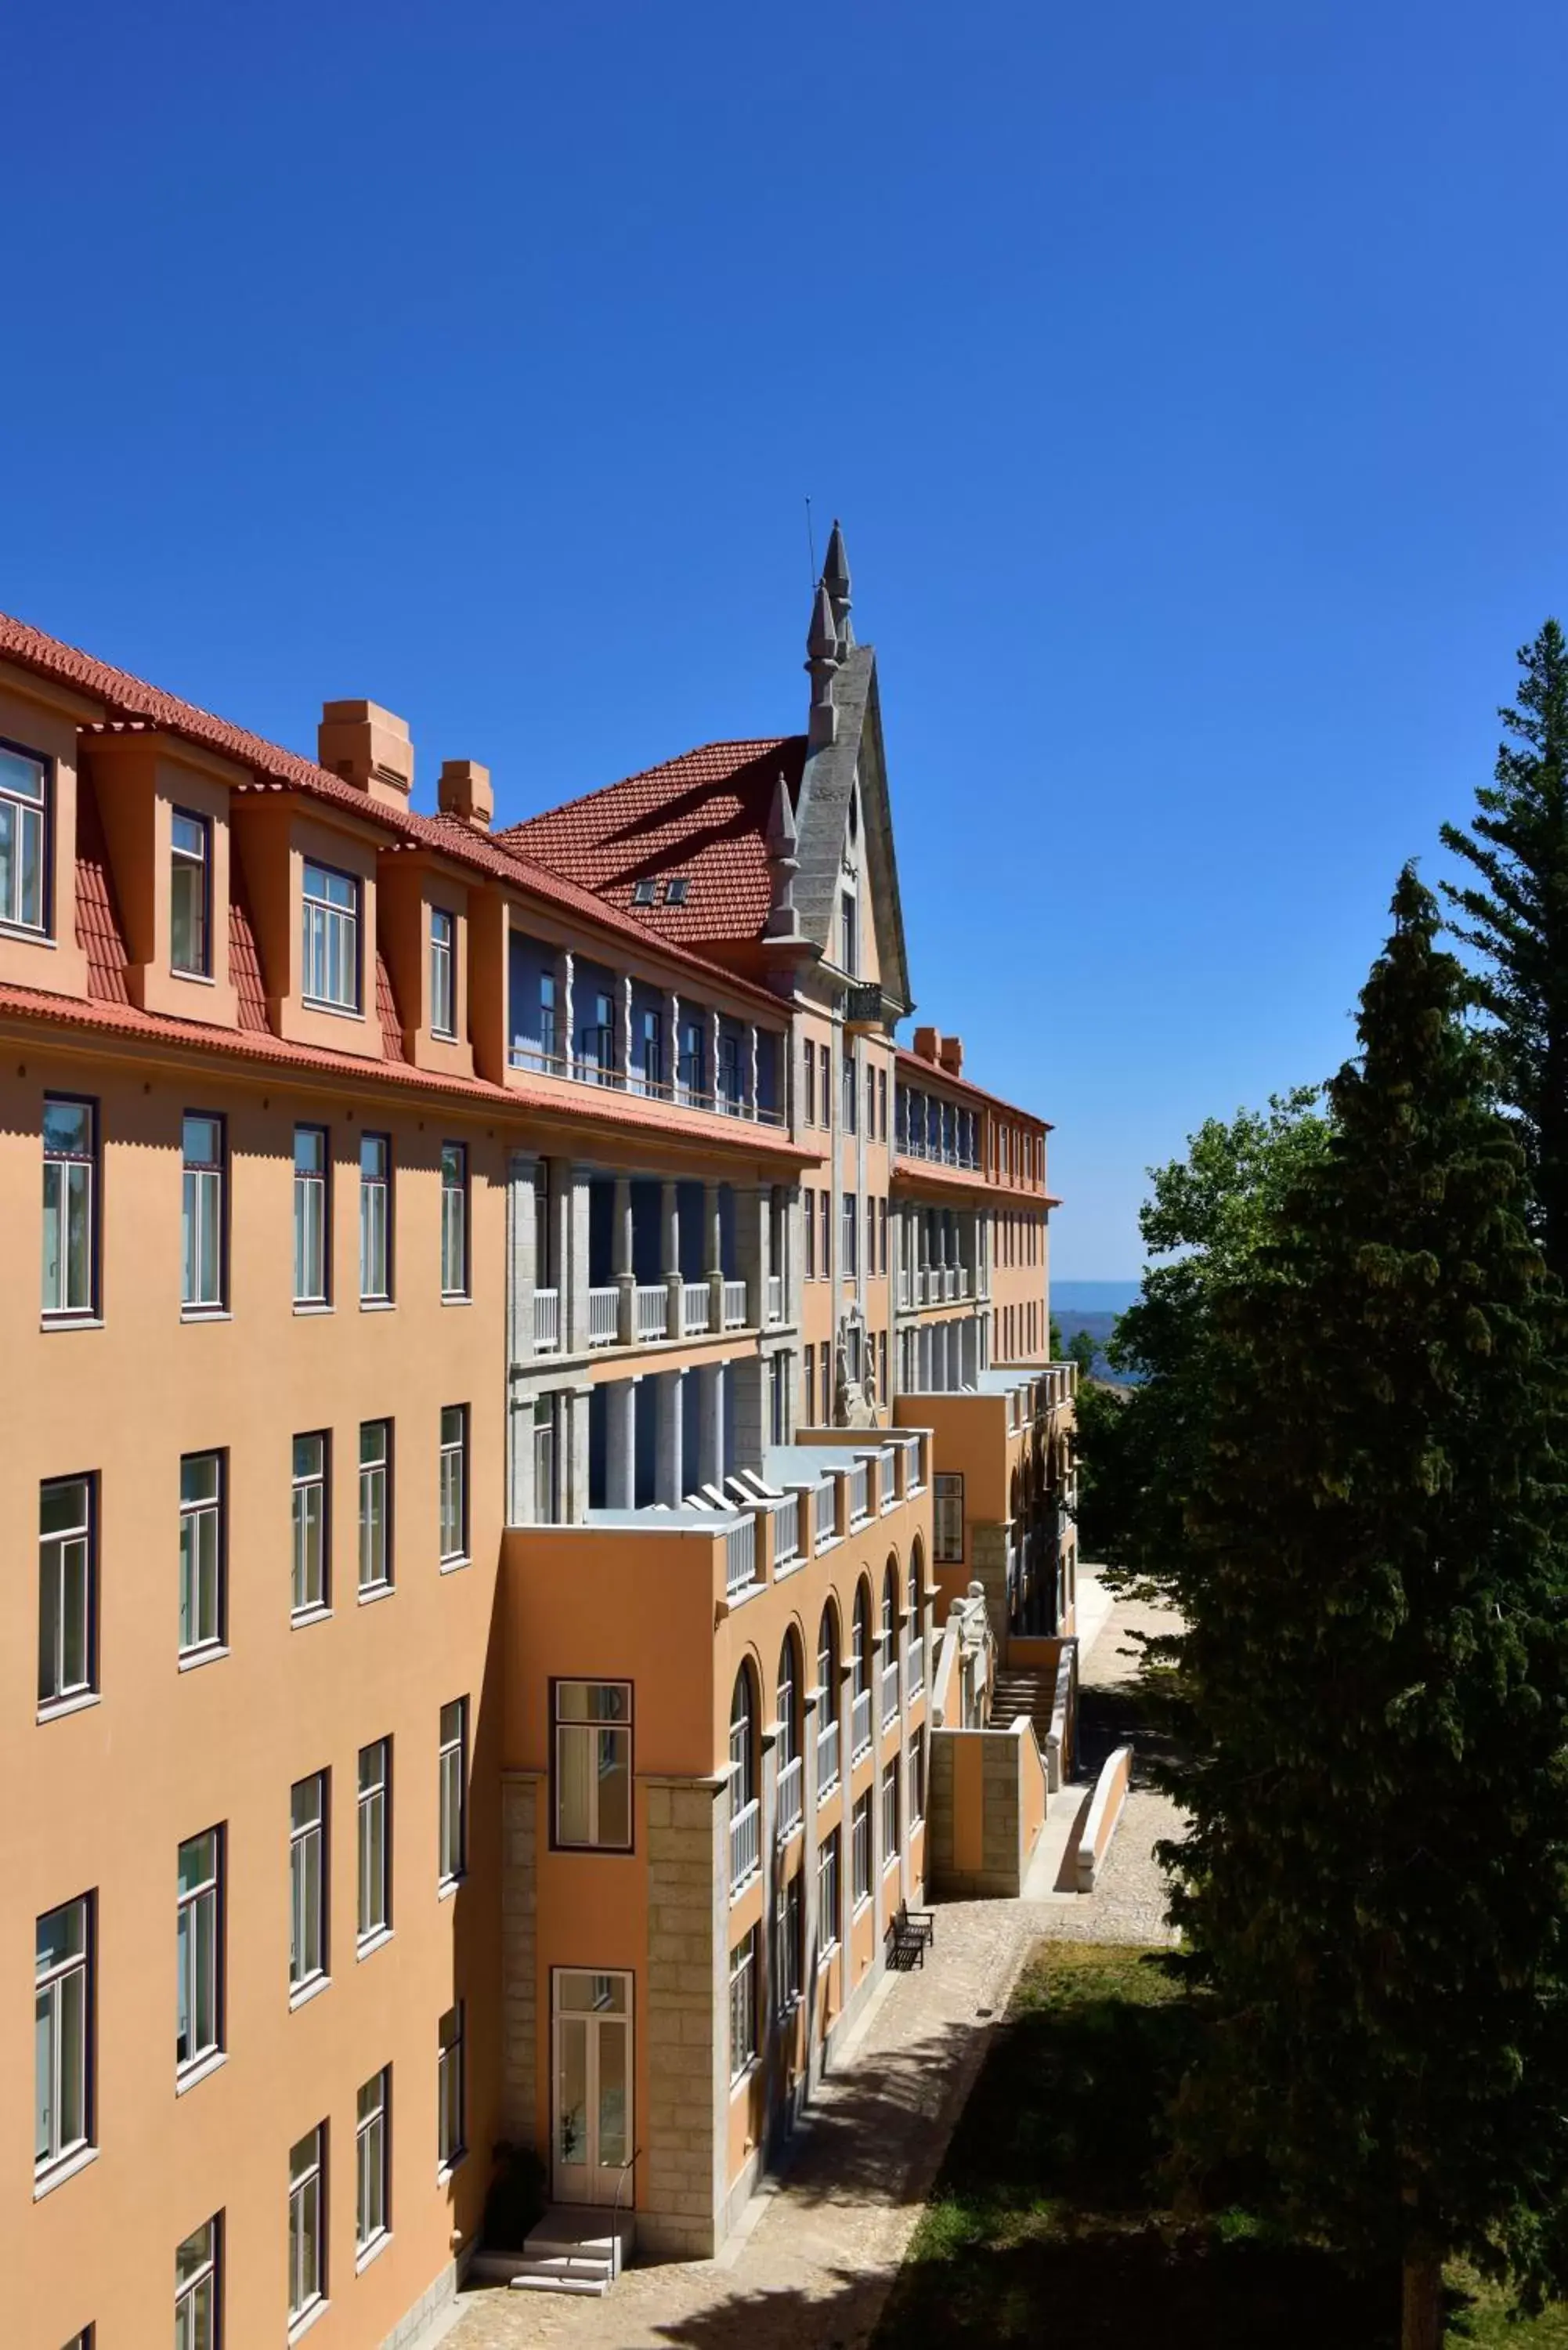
[938,1035,964,1076]
[438,759,493,832]
[318,700,413,812]
[912,1025,941,1064]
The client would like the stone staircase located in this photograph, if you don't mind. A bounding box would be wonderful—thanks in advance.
[470,2207,635,2298]
[989,1666,1055,1752]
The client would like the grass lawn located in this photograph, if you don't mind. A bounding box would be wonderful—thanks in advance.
[873,1942,1568,2348]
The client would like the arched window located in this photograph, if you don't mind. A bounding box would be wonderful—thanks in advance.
[882,1562,898,1650]
[852,1583,872,1697]
[777,1632,800,1771]
[908,1546,920,1624]
[729,1665,756,1811]
[817,1603,839,1712]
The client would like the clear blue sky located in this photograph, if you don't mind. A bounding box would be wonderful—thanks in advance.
[5,1,1563,1277]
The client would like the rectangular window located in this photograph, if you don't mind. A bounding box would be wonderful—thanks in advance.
[677,1016,704,1100]
[169,809,211,977]
[439,1698,467,1886]
[775,1871,802,2012]
[852,1791,872,1907]
[181,1114,225,1311]
[179,1452,225,1659]
[877,1068,887,1140]
[175,1828,222,2075]
[35,1894,92,2177]
[440,1144,468,1297]
[429,906,456,1038]
[437,2005,466,2169]
[42,1097,96,1320]
[866,1062,876,1138]
[802,1038,815,1123]
[356,2070,391,2254]
[818,1830,840,1952]
[290,1773,328,1996]
[840,889,858,974]
[38,1475,95,1710]
[636,1004,662,1093]
[818,1047,831,1129]
[803,1188,816,1279]
[803,1347,815,1426]
[291,1434,330,1616]
[302,859,359,1011]
[770,1351,787,1444]
[174,2216,220,2350]
[728,1928,757,2081]
[532,1394,558,1526]
[0,739,48,932]
[717,1029,741,1111]
[358,1421,392,1595]
[818,1191,829,1278]
[877,1199,888,1281]
[934,1473,965,1564]
[537,969,558,1066]
[881,1759,899,1864]
[293,1126,329,1305]
[359,1133,391,1302]
[554,1681,632,1849]
[357,1741,392,1946]
[842,1043,857,1133]
[287,2124,327,2323]
[910,1727,926,1825]
[842,1194,858,1277]
[439,1405,468,1565]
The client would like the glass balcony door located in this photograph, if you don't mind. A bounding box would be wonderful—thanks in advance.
[552,1969,633,2207]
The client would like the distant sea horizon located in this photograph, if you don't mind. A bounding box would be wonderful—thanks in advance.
[1050,1278,1142,1314]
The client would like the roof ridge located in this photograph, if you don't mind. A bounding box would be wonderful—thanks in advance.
[497,736,799,844]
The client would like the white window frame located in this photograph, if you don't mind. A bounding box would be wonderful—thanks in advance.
[293,1126,329,1306]
[356,2069,391,2255]
[42,1096,96,1320]
[287,2123,327,2323]
[910,1726,926,1825]
[429,906,456,1039]
[818,1829,840,1954]
[290,1773,328,1997]
[179,1452,224,1660]
[301,859,360,1012]
[728,1928,757,2083]
[881,1758,900,1869]
[38,1474,94,1711]
[934,1472,965,1564]
[438,1699,467,1888]
[0,739,48,933]
[181,1113,225,1311]
[552,1680,633,1851]
[440,1144,468,1298]
[34,1894,92,2178]
[358,1420,392,1596]
[170,808,210,977]
[852,1791,872,1910]
[357,1740,392,1947]
[176,1828,222,2077]
[437,2004,466,2171]
[774,1869,802,2013]
[439,1405,468,1566]
[291,1433,329,1618]
[174,2215,220,2350]
[359,1132,392,1303]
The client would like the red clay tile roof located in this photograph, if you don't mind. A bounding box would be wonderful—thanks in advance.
[894,1043,1053,1130]
[0,612,793,1020]
[74,777,132,1007]
[228,888,269,1034]
[498,738,806,946]
[375,953,407,1062]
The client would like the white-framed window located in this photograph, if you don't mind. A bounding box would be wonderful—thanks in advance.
[842,1193,858,1276]
[842,1040,857,1133]
[803,1187,815,1279]
[35,1894,92,2177]
[728,1666,758,1893]
[287,2124,327,2324]
[909,1726,926,1825]
[881,1759,900,1867]
[553,1681,632,1849]
[175,1828,222,2075]
[818,1047,831,1129]
[293,1126,329,1305]
[179,1452,224,1658]
[358,1420,391,1595]
[851,1791,872,1909]
[359,1133,392,1302]
[0,739,48,932]
[357,1741,391,1946]
[429,906,456,1038]
[174,2214,221,2350]
[815,1606,840,1795]
[934,1473,965,1564]
[291,1434,329,1616]
[840,888,858,976]
[289,1773,328,1994]
[774,1869,802,2012]
[440,1144,468,1297]
[439,1405,468,1565]
[170,808,210,977]
[302,859,359,1011]
[439,1698,467,1886]
[437,2004,466,2169]
[818,1829,840,1953]
[181,1114,225,1311]
[728,1928,757,2081]
[42,1097,96,1319]
[532,1394,558,1525]
[356,2070,391,2254]
[802,1038,815,1125]
[38,1474,94,1710]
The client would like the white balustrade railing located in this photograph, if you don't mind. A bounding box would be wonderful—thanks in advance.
[766,1273,784,1324]
[775,1753,804,1838]
[848,1462,869,1524]
[729,1797,761,1892]
[725,1516,756,1595]
[905,1635,925,1705]
[814,1479,837,1552]
[681,1282,711,1336]
[881,1658,900,1725]
[906,1437,927,1495]
[898,1268,912,1307]
[943,1264,957,1300]
[722,1279,747,1329]
[635,1284,669,1340]
[851,1687,873,1756]
[533,1289,560,1351]
[773,1494,801,1570]
[956,1267,970,1298]
[816,1717,840,1795]
[878,1448,898,1511]
[587,1286,619,1346]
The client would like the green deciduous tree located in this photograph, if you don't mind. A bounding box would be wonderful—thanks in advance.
[1167,869,1568,2348]
[1441,618,1568,1282]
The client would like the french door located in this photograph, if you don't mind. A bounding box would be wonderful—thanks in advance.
[552,1970,633,2207]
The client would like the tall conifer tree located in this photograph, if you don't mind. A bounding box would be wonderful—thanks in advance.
[1441,619,1568,1281]
[1169,870,1568,2348]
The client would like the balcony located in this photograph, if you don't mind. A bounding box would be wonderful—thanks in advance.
[772,1491,801,1571]
[729,1797,761,1893]
[724,1516,757,1596]
[681,1281,712,1336]
[898,1267,912,1307]
[851,1687,872,1757]
[510,1039,786,1130]
[587,1286,619,1346]
[766,1273,784,1325]
[635,1283,669,1340]
[534,1289,561,1352]
[722,1279,747,1329]
[776,1753,804,1839]
[812,1477,837,1553]
[880,1658,900,1726]
[906,1634,925,1704]
[848,1462,869,1525]
[816,1717,840,1795]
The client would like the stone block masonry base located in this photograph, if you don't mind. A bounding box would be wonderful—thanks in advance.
[499,1774,539,2142]
[640,1777,725,2260]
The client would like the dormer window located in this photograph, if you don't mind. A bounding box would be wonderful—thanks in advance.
[430,906,456,1038]
[302,859,360,1012]
[170,811,211,976]
[663,876,688,906]
[0,742,48,935]
[631,878,656,907]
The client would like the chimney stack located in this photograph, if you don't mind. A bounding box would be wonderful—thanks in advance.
[318,700,413,812]
[912,1025,941,1064]
[438,759,493,832]
[938,1035,964,1076]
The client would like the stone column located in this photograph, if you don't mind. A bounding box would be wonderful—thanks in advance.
[556,948,575,1073]
[736,1183,769,1328]
[613,1173,635,1343]
[704,1180,724,1326]
[662,1178,682,1338]
[663,990,681,1098]
[507,1382,535,1526]
[607,1376,638,1509]
[565,1383,592,1524]
[696,1361,724,1490]
[616,974,632,1086]
[709,1007,722,1108]
[656,1369,685,1505]
[746,1021,759,1117]
[508,1151,540,1365]
[566,1164,594,1354]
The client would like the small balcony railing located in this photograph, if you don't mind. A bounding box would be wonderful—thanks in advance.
[635,1284,669,1341]
[775,1754,804,1838]
[813,1479,837,1553]
[848,1462,869,1525]
[898,1267,912,1307]
[725,1517,757,1595]
[851,1687,872,1757]
[533,1289,560,1351]
[905,1635,925,1705]
[816,1718,840,1797]
[942,1265,957,1301]
[510,1039,786,1129]
[881,1658,900,1726]
[955,1266,970,1299]
[587,1286,619,1346]
[721,1279,747,1329]
[766,1273,784,1325]
[729,1798,761,1893]
[772,1493,801,1570]
[681,1282,711,1336]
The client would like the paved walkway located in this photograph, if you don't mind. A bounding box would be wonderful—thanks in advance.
[446,1578,1179,2350]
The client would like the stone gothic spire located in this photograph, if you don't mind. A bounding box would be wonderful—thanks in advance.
[822,518,852,649]
[805,580,840,750]
[764,771,802,942]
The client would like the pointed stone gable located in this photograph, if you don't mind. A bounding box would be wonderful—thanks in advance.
[793,644,914,1014]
